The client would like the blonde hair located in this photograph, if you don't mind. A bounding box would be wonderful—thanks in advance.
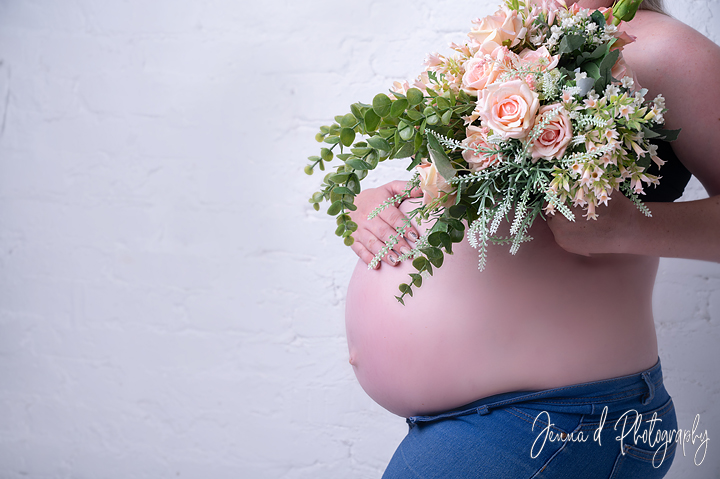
[639,0,667,14]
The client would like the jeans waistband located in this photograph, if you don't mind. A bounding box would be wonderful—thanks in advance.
[408,359,666,424]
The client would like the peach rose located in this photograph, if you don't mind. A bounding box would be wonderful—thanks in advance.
[476,79,540,139]
[469,8,526,55]
[518,46,559,72]
[531,104,573,161]
[416,161,456,206]
[461,47,517,95]
[461,126,501,172]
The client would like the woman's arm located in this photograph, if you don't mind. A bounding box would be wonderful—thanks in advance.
[547,12,720,262]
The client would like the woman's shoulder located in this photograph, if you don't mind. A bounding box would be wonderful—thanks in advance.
[621,11,720,194]
[621,11,720,80]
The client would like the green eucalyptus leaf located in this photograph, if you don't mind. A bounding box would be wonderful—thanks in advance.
[436,96,450,110]
[559,34,585,54]
[428,231,453,251]
[447,218,465,231]
[364,108,381,132]
[347,174,361,194]
[441,109,453,125]
[406,88,424,106]
[340,113,356,128]
[329,172,351,183]
[321,148,333,161]
[351,147,372,156]
[373,93,392,117]
[346,159,372,170]
[324,135,340,145]
[344,236,354,246]
[590,9,606,27]
[340,128,356,147]
[390,98,409,118]
[327,200,343,216]
[398,283,413,296]
[448,204,467,217]
[392,141,415,159]
[449,228,464,243]
[412,257,428,271]
[406,109,425,121]
[367,135,391,152]
[398,121,414,141]
[350,104,364,120]
[332,186,354,195]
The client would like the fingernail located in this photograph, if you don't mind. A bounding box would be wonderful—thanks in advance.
[400,246,410,256]
[407,231,418,241]
[388,255,398,265]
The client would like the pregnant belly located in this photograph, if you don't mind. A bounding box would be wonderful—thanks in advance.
[344,203,660,418]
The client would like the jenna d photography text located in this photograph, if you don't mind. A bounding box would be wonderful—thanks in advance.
[530,408,710,468]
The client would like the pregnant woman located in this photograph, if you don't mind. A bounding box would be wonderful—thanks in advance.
[344,1,720,477]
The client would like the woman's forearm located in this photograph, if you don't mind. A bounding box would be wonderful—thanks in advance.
[623,196,720,262]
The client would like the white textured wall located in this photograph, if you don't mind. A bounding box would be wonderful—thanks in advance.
[0,1,718,478]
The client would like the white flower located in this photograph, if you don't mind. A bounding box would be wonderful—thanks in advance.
[653,95,666,110]
[605,84,620,99]
[585,22,598,34]
[621,76,634,89]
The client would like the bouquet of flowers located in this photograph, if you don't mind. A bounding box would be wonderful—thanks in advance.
[305,0,678,303]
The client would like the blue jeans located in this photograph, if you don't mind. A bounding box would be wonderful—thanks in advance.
[383,360,677,478]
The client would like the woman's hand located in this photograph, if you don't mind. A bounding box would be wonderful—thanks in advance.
[547,192,720,262]
[546,193,639,257]
[348,180,422,268]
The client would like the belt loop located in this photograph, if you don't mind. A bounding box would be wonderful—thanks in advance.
[476,405,490,416]
[641,371,655,405]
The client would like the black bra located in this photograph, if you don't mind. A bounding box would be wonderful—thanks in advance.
[641,139,692,203]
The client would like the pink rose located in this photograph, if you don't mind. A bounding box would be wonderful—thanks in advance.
[531,104,573,161]
[461,47,518,95]
[416,161,456,206]
[518,46,559,72]
[476,79,540,139]
[469,8,526,55]
[461,126,501,172]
